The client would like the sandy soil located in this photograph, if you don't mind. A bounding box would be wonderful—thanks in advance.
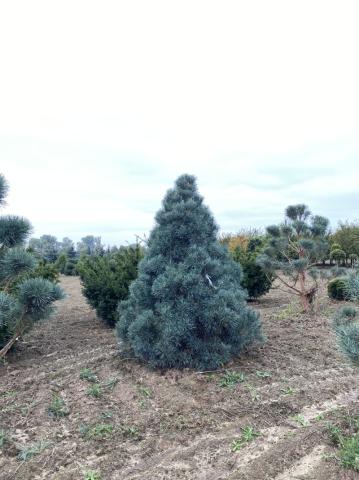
[1,276,359,480]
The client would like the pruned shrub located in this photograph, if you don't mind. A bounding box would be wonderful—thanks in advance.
[257,204,330,312]
[31,261,60,284]
[231,238,273,299]
[116,174,262,370]
[328,278,348,300]
[77,245,143,326]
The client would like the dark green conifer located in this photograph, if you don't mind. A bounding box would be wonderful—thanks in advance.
[116,174,262,370]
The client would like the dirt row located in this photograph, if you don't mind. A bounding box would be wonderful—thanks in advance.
[1,276,358,479]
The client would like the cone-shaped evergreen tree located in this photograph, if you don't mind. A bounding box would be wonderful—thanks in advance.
[116,174,262,369]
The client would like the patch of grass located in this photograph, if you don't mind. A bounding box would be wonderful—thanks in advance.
[102,377,118,390]
[18,440,49,461]
[272,301,301,321]
[255,370,272,378]
[231,426,260,452]
[80,423,113,440]
[87,384,102,398]
[327,422,343,444]
[138,386,152,398]
[48,394,69,419]
[84,470,101,480]
[80,368,98,383]
[0,429,9,448]
[122,425,140,438]
[219,370,246,388]
[292,414,310,427]
[245,384,260,402]
[280,386,296,396]
[0,390,17,398]
[101,410,113,419]
[327,421,359,472]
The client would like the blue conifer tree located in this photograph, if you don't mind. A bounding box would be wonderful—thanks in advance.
[0,174,64,357]
[116,174,262,369]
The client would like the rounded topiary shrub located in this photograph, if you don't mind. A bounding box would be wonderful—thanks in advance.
[328,278,348,300]
[231,238,273,300]
[77,245,143,327]
[116,174,262,370]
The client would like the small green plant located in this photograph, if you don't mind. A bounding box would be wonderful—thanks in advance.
[0,390,17,398]
[280,386,296,396]
[87,384,102,398]
[255,370,271,378]
[219,370,246,388]
[0,429,9,448]
[272,302,301,321]
[18,440,49,461]
[80,368,98,383]
[231,426,260,452]
[102,377,118,390]
[138,386,152,398]
[122,425,139,438]
[327,422,359,472]
[293,414,310,427]
[48,394,69,418]
[80,423,113,440]
[84,469,101,480]
[327,422,343,444]
[246,384,260,401]
[101,410,113,419]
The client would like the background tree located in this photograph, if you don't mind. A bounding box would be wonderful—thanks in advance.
[257,204,329,312]
[117,174,262,370]
[0,174,63,357]
[77,244,143,326]
[29,234,60,262]
[77,235,103,256]
[330,246,346,266]
[330,222,359,265]
[231,237,273,300]
[60,237,75,254]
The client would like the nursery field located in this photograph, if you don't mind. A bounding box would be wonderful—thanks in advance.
[1,276,359,480]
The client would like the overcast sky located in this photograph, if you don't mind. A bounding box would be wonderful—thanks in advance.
[1,1,359,246]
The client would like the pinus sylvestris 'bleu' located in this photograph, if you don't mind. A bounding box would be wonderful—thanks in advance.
[116,174,262,369]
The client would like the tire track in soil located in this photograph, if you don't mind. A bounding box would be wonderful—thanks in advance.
[116,387,359,480]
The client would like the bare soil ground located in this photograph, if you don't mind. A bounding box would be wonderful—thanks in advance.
[1,276,359,480]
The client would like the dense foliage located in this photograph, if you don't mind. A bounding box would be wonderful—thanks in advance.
[330,222,359,265]
[31,260,60,284]
[328,271,359,301]
[0,174,64,357]
[116,174,262,370]
[257,204,329,312]
[231,238,273,299]
[77,245,143,326]
[328,278,348,300]
[332,306,359,365]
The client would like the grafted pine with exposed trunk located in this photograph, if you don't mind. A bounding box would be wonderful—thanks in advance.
[257,204,329,312]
